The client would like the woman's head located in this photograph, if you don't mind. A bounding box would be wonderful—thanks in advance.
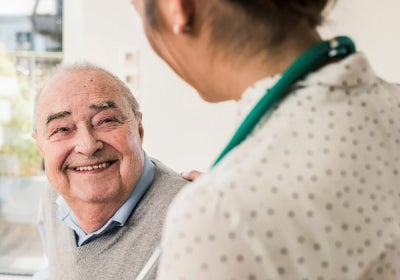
[135,0,334,48]
[131,0,336,101]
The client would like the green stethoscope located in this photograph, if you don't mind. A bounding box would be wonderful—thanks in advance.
[136,36,356,280]
[212,36,356,167]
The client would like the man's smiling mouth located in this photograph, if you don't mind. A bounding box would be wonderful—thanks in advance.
[73,161,114,171]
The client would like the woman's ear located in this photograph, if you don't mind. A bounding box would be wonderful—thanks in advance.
[165,0,194,34]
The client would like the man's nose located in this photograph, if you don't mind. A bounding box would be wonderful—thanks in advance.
[74,127,103,156]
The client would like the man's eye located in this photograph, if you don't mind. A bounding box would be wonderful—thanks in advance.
[51,127,69,136]
[99,118,118,125]
[98,118,119,125]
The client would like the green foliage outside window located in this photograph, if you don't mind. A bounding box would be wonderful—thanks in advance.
[0,44,60,177]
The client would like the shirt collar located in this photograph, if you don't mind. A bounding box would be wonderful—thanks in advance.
[236,53,374,125]
[237,74,281,125]
[56,152,156,246]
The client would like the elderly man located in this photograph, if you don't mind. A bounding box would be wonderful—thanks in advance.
[32,63,186,280]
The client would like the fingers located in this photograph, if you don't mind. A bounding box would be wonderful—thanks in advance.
[180,170,203,181]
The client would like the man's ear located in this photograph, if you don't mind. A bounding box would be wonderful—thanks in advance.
[32,132,44,157]
[165,0,194,34]
[137,112,144,140]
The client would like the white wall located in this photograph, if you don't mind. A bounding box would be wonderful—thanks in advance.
[319,0,400,83]
[63,0,400,171]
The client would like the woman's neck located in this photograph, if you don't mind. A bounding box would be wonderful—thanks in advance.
[209,28,322,101]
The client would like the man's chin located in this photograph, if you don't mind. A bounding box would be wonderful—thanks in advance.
[72,185,119,204]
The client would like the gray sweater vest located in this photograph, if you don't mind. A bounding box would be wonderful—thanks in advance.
[42,159,186,280]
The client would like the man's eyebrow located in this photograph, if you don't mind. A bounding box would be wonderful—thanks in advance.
[89,100,118,111]
[46,111,71,125]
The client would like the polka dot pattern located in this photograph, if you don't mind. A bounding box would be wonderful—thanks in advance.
[157,53,400,279]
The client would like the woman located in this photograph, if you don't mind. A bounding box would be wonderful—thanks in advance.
[132,0,400,279]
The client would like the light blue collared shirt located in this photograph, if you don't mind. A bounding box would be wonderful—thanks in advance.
[56,153,156,246]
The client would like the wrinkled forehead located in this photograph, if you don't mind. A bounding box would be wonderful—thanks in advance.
[39,70,125,106]
[35,70,131,124]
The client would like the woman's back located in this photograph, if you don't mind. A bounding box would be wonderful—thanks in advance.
[158,52,400,279]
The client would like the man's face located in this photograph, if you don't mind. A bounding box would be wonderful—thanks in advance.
[33,70,144,207]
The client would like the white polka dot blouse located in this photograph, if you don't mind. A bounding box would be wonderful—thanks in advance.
[157,52,400,280]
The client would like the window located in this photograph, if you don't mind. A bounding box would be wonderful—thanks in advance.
[0,0,62,277]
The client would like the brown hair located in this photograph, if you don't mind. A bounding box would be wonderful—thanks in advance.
[226,0,333,28]
[207,0,336,50]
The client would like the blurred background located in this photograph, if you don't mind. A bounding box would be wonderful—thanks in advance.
[0,0,399,278]
[0,0,61,278]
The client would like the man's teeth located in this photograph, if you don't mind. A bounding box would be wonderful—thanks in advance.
[75,162,110,171]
